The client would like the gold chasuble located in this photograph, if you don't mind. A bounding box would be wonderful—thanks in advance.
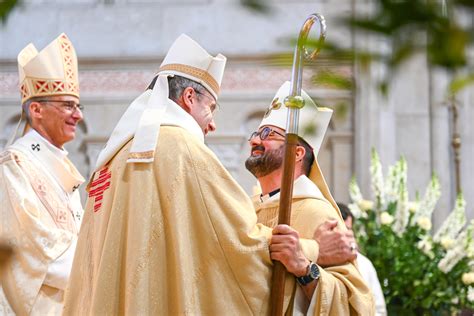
[65,36,317,315]
[254,175,375,315]
[64,125,318,315]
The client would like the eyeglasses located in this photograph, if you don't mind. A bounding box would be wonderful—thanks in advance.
[248,126,286,141]
[37,100,84,113]
[194,90,220,114]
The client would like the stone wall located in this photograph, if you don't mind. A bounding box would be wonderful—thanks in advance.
[1,0,472,224]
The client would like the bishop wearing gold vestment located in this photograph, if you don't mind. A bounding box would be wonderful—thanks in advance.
[64,34,321,315]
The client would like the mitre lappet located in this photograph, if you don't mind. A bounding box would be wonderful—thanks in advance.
[94,34,226,169]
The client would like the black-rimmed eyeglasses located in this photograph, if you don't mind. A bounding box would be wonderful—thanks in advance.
[36,100,84,112]
[248,126,286,141]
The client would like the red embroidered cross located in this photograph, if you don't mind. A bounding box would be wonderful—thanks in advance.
[34,80,49,93]
[88,166,111,213]
[52,81,65,92]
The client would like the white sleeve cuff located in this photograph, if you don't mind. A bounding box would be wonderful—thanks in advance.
[43,237,77,290]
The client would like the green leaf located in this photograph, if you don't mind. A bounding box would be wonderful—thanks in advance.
[312,70,353,90]
[239,0,272,14]
[0,0,19,23]
[449,73,474,95]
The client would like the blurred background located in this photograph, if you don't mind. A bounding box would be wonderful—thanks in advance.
[1,0,473,228]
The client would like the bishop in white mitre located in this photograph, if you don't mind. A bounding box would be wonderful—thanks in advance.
[0,33,85,315]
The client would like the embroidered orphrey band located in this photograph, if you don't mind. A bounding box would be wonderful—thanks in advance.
[128,150,155,160]
[159,64,220,96]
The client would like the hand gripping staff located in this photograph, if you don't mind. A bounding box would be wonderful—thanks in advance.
[270,13,326,316]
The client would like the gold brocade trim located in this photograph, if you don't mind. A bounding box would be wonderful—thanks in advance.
[159,63,220,96]
[264,97,282,118]
[128,150,155,160]
[11,150,78,233]
[0,151,14,164]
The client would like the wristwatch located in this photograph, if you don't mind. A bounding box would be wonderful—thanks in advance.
[296,261,320,286]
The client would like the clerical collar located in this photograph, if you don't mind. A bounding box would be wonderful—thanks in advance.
[258,175,328,205]
[259,188,281,203]
[29,129,69,158]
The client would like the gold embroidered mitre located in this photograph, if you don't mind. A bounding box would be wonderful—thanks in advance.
[157,34,226,100]
[18,33,79,104]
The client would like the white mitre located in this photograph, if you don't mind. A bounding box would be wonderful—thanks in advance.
[259,81,332,154]
[258,81,340,213]
[158,34,226,100]
[18,33,79,104]
[94,34,226,168]
[7,33,79,145]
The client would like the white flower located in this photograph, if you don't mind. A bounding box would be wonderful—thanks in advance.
[433,193,466,243]
[393,178,409,235]
[413,174,440,224]
[438,229,469,273]
[349,177,363,204]
[462,272,474,285]
[417,217,432,231]
[465,220,474,258]
[370,149,386,209]
[380,212,394,225]
[384,165,398,203]
[451,297,459,305]
[418,237,434,258]
[468,247,474,259]
[440,237,455,250]
[348,203,363,219]
[358,199,374,212]
[408,201,419,213]
[385,157,407,204]
[468,287,474,302]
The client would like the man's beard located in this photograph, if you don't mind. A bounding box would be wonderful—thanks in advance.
[245,144,284,178]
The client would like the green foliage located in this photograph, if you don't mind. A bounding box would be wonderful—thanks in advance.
[357,211,473,314]
[240,0,272,14]
[449,73,474,95]
[344,0,472,69]
[333,101,349,120]
[350,151,474,314]
[0,0,18,23]
[312,70,353,90]
[272,0,474,96]
[341,0,474,94]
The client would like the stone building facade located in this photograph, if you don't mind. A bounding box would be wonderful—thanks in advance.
[1,0,472,225]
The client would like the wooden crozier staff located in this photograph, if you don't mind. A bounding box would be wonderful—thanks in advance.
[270,13,326,316]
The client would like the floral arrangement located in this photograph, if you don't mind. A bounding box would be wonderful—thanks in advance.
[349,149,474,314]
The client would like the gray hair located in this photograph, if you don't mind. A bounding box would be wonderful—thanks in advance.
[21,98,40,125]
[146,75,209,102]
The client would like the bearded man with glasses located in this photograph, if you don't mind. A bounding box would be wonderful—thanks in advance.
[0,34,85,315]
[245,81,375,315]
